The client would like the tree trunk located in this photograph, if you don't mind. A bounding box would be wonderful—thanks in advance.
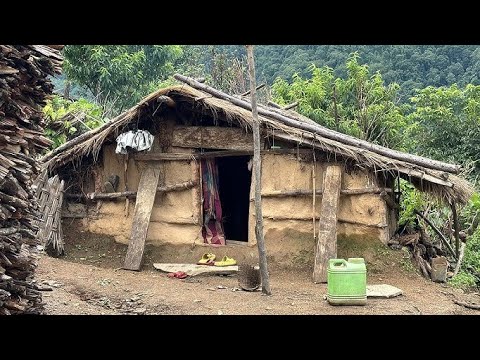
[246,45,271,295]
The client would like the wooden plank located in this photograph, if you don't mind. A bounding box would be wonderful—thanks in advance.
[313,165,342,283]
[134,151,253,162]
[172,126,254,151]
[123,165,161,271]
[134,153,194,161]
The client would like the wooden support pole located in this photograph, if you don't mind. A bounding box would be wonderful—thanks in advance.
[246,45,271,295]
[123,165,161,271]
[451,201,460,259]
[313,165,342,283]
[381,190,399,210]
[312,153,316,240]
[124,154,129,217]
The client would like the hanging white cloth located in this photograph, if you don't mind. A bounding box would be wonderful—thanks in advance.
[115,130,154,154]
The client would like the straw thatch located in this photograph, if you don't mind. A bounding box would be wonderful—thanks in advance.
[41,81,475,205]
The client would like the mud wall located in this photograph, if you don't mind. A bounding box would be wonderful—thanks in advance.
[73,118,203,245]
[63,124,393,252]
[257,153,391,254]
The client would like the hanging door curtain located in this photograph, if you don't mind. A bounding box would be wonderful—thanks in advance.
[201,159,226,245]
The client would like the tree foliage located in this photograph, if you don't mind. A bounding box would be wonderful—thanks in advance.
[407,84,480,178]
[212,45,480,99]
[43,95,105,148]
[272,54,409,149]
[63,45,182,114]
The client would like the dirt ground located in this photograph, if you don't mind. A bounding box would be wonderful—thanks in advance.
[35,228,480,315]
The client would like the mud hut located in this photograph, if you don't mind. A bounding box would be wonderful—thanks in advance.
[40,75,474,276]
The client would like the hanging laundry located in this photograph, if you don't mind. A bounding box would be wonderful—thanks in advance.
[115,130,154,154]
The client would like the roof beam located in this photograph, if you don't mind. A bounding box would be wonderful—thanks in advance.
[174,74,461,174]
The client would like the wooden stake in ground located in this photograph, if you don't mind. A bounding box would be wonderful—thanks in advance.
[246,45,271,295]
[313,165,342,283]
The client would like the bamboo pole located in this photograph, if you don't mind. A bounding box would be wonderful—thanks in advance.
[261,187,392,197]
[246,45,271,295]
[66,180,197,200]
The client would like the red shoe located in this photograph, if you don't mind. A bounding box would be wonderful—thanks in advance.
[167,271,188,279]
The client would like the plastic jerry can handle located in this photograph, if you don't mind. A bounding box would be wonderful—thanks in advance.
[332,259,347,267]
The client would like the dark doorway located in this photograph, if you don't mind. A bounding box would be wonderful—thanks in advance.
[217,156,251,242]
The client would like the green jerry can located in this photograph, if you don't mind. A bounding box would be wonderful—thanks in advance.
[327,258,367,306]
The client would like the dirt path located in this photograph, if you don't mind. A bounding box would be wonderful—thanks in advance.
[36,255,479,315]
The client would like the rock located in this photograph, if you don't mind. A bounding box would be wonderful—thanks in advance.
[73,303,80,307]
[206,287,216,291]
[79,257,86,261]
[134,308,146,314]
[366,284,403,298]
[217,285,227,289]
[265,307,272,310]
[193,299,202,303]
[217,310,223,315]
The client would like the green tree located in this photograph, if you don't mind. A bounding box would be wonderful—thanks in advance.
[63,45,182,114]
[408,84,480,178]
[43,95,105,148]
[272,54,409,149]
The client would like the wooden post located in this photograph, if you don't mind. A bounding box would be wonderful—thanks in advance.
[246,45,271,295]
[451,201,460,259]
[123,165,161,271]
[312,152,316,240]
[313,165,342,283]
[124,154,129,217]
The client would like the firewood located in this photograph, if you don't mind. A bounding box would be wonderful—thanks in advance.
[0,45,61,314]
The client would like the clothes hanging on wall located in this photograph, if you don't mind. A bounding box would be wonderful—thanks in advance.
[201,158,226,246]
[115,130,154,154]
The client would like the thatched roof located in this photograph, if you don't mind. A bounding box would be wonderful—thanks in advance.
[41,77,475,205]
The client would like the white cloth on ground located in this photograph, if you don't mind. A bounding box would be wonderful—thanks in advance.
[115,130,154,154]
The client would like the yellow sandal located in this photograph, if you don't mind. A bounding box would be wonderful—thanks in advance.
[197,253,216,265]
[214,256,237,267]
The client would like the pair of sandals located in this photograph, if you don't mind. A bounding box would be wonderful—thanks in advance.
[197,253,237,267]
